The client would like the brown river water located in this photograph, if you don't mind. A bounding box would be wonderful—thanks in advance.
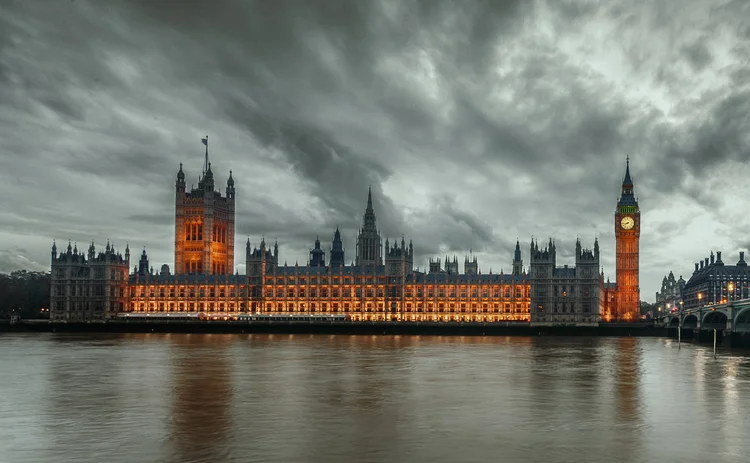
[0,333,748,463]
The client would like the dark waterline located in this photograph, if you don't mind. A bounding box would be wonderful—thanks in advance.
[0,333,748,463]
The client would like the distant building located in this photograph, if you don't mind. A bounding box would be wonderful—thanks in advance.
[682,251,750,310]
[655,271,685,313]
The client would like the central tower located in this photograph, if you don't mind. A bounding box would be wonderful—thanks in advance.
[174,137,236,275]
[355,187,383,267]
[614,157,640,321]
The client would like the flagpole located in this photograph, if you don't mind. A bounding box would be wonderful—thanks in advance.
[204,135,209,174]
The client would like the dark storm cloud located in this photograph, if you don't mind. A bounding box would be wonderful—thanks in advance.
[682,39,713,71]
[1,0,749,299]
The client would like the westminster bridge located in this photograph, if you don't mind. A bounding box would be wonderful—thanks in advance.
[654,297,750,345]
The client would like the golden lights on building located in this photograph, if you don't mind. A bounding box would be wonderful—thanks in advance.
[125,268,531,323]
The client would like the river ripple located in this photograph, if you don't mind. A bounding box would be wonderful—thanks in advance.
[0,333,748,463]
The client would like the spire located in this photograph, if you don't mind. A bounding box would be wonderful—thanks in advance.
[617,156,638,208]
[227,170,234,188]
[356,186,382,266]
[622,155,633,187]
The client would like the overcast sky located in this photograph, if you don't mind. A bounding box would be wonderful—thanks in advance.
[1,0,749,301]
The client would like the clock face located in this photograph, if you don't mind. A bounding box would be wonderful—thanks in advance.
[621,216,635,230]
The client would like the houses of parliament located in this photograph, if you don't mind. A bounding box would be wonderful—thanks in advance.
[49,141,641,324]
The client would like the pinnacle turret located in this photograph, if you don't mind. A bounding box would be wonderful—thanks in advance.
[176,163,185,187]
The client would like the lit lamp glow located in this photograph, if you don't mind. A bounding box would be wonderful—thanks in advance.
[728,282,735,302]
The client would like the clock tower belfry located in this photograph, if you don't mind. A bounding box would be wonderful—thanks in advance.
[614,157,640,321]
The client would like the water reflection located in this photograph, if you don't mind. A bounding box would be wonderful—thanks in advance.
[613,337,641,423]
[1,334,750,463]
[168,335,233,463]
[611,337,643,461]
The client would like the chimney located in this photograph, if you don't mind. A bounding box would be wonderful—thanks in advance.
[717,251,723,263]
[694,262,699,272]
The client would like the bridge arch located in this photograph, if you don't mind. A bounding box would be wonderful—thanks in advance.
[702,310,728,331]
[669,317,680,328]
[735,308,750,333]
[682,314,698,329]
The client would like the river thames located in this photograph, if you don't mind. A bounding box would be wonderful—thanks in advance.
[0,334,748,463]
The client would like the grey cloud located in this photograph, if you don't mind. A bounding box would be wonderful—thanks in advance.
[681,39,713,71]
[2,0,750,299]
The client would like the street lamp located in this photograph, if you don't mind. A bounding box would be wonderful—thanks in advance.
[728,282,735,302]
[698,292,703,308]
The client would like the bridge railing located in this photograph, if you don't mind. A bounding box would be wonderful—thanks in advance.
[666,297,750,316]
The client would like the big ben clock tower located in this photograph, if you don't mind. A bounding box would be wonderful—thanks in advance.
[614,157,640,321]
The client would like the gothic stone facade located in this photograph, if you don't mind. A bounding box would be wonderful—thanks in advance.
[50,241,130,320]
[174,153,235,275]
[51,147,640,324]
[529,238,602,324]
[121,186,530,322]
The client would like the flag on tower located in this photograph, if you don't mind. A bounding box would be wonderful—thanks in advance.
[201,137,208,146]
